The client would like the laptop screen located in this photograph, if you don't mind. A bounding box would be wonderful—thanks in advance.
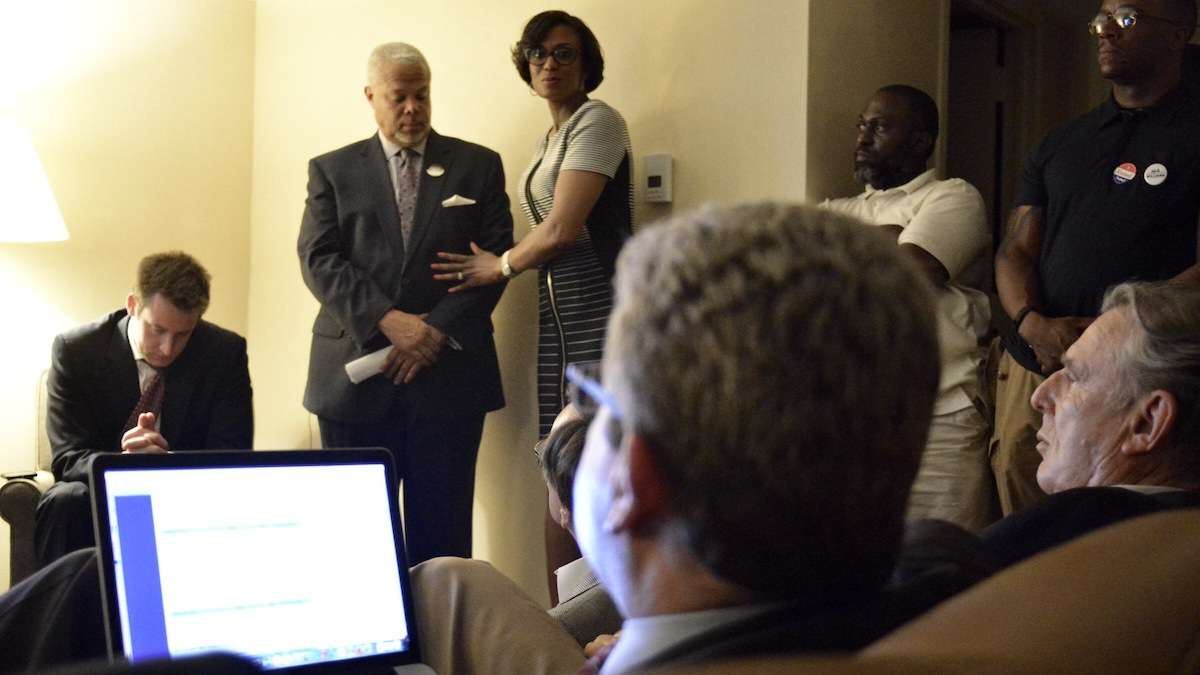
[90,449,420,672]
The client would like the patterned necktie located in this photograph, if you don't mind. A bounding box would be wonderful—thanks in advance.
[396,147,421,251]
[124,369,166,433]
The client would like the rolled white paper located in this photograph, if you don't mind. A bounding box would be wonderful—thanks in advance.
[345,346,392,384]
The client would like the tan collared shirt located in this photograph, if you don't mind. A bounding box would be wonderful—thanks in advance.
[822,169,991,415]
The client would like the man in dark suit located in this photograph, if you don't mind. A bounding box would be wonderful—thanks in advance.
[36,251,253,566]
[297,42,512,564]
[981,281,1200,566]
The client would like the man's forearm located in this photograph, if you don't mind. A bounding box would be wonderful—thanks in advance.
[995,250,1042,319]
[995,206,1046,319]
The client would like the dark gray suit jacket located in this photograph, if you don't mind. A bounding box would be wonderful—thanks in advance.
[47,309,254,483]
[298,130,512,423]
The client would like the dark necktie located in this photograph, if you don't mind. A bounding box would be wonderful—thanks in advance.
[124,369,166,433]
[397,148,421,251]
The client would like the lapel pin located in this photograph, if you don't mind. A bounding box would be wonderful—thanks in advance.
[1144,163,1167,186]
[1112,162,1136,184]
[426,164,445,177]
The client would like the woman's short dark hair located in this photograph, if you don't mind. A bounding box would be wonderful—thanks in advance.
[511,10,605,93]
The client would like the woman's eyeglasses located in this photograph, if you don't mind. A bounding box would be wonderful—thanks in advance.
[524,45,579,66]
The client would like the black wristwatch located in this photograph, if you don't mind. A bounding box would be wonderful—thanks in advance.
[1013,305,1036,332]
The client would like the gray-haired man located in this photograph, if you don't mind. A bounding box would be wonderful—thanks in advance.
[298,43,513,563]
[982,281,1200,565]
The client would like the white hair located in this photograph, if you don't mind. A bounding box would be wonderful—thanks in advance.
[367,42,430,84]
[1102,281,1200,458]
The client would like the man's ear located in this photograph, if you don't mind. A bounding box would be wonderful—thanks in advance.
[125,293,139,317]
[907,131,934,164]
[1122,390,1177,456]
[602,432,670,535]
[364,85,374,103]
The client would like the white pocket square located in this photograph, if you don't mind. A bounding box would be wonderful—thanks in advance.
[441,194,477,207]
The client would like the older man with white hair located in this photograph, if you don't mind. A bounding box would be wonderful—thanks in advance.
[297,42,513,564]
[981,281,1200,566]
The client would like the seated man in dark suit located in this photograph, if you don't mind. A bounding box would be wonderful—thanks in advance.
[35,251,253,566]
[410,201,945,674]
[981,281,1200,566]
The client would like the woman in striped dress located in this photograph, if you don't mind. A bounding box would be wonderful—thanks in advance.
[433,10,634,438]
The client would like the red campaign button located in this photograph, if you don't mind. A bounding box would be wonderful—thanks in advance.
[1113,162,1137,184]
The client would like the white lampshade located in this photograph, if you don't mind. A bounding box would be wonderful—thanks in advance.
[0,121,69,242]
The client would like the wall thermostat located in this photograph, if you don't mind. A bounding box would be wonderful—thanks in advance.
[644,153,673,203]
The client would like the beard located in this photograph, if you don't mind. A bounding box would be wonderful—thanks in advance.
[855,156,904,190]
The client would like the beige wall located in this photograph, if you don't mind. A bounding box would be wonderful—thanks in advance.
[0,1,255,589]
[248,0,809,605]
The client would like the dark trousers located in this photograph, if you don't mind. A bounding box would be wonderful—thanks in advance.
[0,547,106,672]
[0,546,256,673]
[34,480,95,569]
[318,402,485,566]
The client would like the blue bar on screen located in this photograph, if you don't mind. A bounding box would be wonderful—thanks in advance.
[114,495,170,661]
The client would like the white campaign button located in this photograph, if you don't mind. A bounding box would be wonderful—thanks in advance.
[426,164,445,177]
[1144,163,1167,186]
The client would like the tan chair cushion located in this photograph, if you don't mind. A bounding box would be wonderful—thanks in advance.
[655,510,1200,674]
[867,509,1200,673]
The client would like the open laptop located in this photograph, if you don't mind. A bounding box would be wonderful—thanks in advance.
[89,449,434,674]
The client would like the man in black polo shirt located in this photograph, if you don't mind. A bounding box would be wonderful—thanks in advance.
[993,0,1200,517]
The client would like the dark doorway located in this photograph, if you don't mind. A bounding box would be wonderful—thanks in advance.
[946,3,1025,250]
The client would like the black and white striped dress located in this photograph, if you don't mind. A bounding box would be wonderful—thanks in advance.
[519,100,634,437]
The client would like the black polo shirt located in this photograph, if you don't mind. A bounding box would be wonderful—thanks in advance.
[1004,85,1200,373]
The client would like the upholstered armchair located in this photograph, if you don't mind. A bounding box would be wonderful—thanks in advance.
[0,370,55,586]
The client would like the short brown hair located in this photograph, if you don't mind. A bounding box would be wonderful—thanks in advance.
[511,10,605,93]
[538,416,590,512]
[134,251,211,314]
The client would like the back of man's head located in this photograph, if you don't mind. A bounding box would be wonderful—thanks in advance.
[1103,282,1200,468]
[540,412,590,513]
[134,251,211,315]
[603,202,940,602]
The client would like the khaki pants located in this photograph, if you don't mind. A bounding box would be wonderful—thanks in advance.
[906,404,997,532]
[412,558,585,675]
[989,348,1048,516]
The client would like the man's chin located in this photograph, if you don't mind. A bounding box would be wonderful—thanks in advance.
[854,166,878,186]
[395,128,431,147]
